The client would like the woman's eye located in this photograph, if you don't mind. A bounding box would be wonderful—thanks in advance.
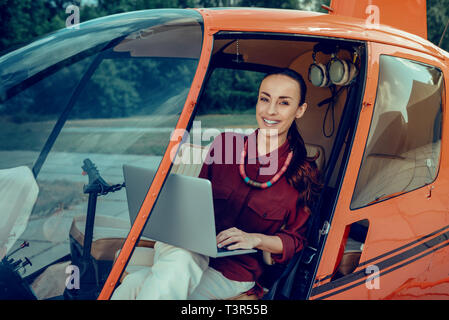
[280,101,290,106]
[260,97,269,102]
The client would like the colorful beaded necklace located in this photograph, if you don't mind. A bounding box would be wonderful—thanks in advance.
[239,140,293,189]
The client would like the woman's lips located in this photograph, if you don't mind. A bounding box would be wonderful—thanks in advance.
[263,118,280,126]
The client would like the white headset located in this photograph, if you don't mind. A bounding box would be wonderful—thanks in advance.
[309,49,359,87]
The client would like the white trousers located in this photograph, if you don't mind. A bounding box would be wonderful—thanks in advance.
[111,242,255,300]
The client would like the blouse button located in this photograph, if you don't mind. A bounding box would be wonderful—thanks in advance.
[263,213,267,218]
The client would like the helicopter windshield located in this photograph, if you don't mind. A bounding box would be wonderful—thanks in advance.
[0,9,203,299]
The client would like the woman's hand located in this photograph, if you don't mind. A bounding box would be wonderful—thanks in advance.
[216,227,262,250]
[216,227,284,254]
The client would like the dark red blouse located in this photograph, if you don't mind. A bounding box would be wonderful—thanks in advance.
[198,130,310,283]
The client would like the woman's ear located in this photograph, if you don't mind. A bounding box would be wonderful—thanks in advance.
[296,103,308,119]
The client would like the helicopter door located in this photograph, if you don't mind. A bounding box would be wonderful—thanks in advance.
[0,9,206,300]
[310,44,447,300]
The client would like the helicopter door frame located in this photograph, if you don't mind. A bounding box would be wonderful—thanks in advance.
[310,42,449,300]
[97,18,216,300]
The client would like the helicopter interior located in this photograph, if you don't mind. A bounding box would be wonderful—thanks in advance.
[0,31,369,300]
[193,34,369,286]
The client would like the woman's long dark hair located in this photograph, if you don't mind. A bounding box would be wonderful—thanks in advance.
[262,69,323,208]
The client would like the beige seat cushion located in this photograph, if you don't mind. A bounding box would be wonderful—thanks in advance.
[115,246,155,283]
[69,215,155,261]
[171,143,209,177]
[305,143,325,172]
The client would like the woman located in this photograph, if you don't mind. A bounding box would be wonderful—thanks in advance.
[112,68,321,300]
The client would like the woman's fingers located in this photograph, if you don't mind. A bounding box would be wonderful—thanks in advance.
[217,230,240,246]
[216,227,257,250]
[218,235,243,248]
[216,228,241,245]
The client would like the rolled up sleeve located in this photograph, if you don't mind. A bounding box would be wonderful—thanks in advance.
[270,206,310,264]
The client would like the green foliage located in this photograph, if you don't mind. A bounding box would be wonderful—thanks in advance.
[427,0,449,51]
[0,0,65,52]
[197,69,264,114]
[71,57,198,119]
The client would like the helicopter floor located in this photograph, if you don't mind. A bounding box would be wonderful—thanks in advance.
[31,261,71,300]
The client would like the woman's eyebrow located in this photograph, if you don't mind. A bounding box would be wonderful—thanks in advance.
[261,91,293,100]
[261,92,293,100]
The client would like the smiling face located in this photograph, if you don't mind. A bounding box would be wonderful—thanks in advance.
[256,74,307,148]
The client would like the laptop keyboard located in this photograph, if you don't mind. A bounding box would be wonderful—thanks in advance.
[217,246,257,255]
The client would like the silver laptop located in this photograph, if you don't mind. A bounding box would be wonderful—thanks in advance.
[123,164,257,258]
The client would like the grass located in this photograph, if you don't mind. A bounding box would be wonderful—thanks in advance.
[65,115,180,128]
[63,113,258,129]
[0,118,54,152]
[196,113,257,128]
[0,113,257,156]
[31,180,86,219]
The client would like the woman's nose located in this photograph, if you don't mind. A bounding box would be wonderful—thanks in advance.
[267,102,278,115]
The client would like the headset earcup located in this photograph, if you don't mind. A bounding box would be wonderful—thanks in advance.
[328,58,349,86]
[309,63,330,87]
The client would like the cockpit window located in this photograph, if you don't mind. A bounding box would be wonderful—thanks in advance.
[351,55,443,209]
[0,9,203,299]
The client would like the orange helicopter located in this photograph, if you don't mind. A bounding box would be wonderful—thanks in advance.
[0,0,448,301]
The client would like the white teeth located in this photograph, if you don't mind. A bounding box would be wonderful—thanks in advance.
[264,118,279,125]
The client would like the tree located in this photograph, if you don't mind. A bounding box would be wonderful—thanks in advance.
[427,0,449,51]
[0,0,66,52]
